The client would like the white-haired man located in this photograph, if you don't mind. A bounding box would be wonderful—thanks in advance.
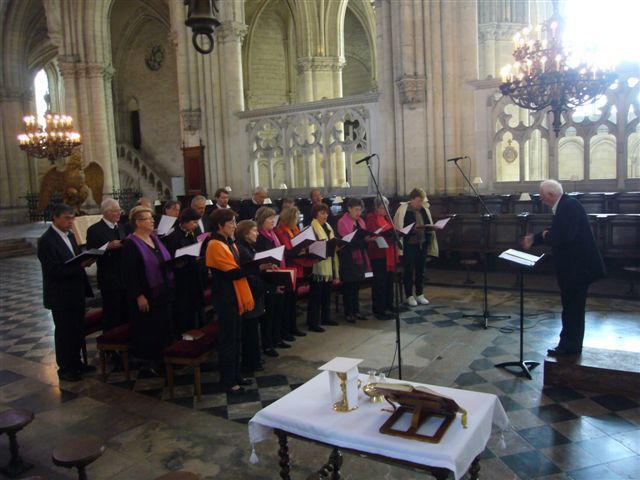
[86,198,128,331]
[521,179,605,356]
[239,186,268,220]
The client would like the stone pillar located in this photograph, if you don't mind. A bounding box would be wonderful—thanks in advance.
[0,87,32,223]
[477,0,529,79]
[58,60,117,198]
[217,20,248,192]
[295,56,345,102]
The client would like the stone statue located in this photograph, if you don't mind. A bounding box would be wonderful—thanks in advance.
[38,149,104,213]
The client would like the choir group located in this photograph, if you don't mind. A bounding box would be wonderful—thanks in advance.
[38,187,439,393]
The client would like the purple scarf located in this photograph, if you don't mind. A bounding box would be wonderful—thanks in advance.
[127,234,174,294]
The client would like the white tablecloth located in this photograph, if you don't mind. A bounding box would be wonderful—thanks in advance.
[248,372,508,480]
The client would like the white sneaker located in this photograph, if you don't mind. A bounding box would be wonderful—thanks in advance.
[416,294,430,305]
[406,296,418,307]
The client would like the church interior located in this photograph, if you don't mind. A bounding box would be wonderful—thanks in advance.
[0,0,639,479]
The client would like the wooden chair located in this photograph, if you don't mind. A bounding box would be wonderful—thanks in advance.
[163,323,220,400]
[0,409,34,477]
[52,435,105,480]
[96,323,131,382]
[81,308,103,366]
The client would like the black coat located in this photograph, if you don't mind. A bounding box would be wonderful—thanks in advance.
[86,219,126,291]
[534,194,605,284]
[238,200,262,221]
[162,228,205,308]
[236,239,267,318]
[37,227,93,310]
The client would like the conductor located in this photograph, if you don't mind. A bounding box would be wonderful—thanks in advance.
[521,180,605,357]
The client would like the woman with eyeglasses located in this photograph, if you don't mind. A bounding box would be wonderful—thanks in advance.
[205,208,255,395]
[122,206,174,374]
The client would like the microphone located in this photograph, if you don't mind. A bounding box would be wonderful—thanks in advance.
[447,155,468,162]
[356,153,377,165]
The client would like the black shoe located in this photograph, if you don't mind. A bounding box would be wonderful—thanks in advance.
[58,371,82,382]
[79,363,97,374]
[324,320,339,326]
[354,313,368,320]
[292,330,307,337]
[253,365,265,372]
[263,348,279,357]
[547,347,581,357]
[374,313,395,320]
[309,326,325,333]
[281,334,296,342]
[237,378,253,386]
[276,342,292,349]
[227,386,246,395]
[345,315,356,324]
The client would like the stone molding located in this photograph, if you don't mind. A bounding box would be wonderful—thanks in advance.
[218,21,248,44]
[181,109,202,132]
[0,87,31,102]
[58,61,115,80]
[478,22,524,43]
[296,56,346,75]
[396,75,426,105]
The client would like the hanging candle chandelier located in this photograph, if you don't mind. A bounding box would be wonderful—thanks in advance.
[498,3,616,135]
[18,113,81,163]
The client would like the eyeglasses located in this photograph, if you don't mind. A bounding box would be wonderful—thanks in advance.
[138,216,154,221]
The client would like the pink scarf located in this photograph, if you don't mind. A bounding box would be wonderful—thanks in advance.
[259,228,285,268]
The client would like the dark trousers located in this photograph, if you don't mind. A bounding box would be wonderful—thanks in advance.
[217,305,242,387]
[402,243,427,297]
[558,278,589,351]
[101,288,128,331]
[51,306,85,373]
[342,281,361,315]
[307,280,332,327]
[281,291,297,336]
[371,259,394,314]
[261,293,284,349]
[241,315,261,371]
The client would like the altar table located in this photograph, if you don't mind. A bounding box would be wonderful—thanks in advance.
[248,372,508,479]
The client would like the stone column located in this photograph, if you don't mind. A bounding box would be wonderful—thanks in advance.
[0,87,33,223]
[58,60,117,198]
[217,20,248,192]
[477,0,529,79]
[295,56,345,102]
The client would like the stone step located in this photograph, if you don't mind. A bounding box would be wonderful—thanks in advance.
[0,239,36,259]
[543,347,640,397]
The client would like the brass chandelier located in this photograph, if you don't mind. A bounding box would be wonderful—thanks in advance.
[499,3,617,135]
[18,113,81,164]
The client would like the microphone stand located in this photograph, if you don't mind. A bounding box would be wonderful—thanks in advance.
[451,157,510,329]
[362,154,404,379]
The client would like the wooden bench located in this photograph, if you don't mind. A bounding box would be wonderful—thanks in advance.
[163,323,220,400]
[96,323,131,382]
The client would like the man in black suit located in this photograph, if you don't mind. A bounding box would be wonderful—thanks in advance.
[37,204,95,382]
[86,198,128,331]
[522,180,605,356]
[191,195,212,235]
[212,187,231,210]
[238,186,268,220]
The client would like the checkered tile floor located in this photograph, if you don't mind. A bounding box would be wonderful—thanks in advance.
[1,255,639,479]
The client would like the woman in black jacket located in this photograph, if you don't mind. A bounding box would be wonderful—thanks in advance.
[162,207,206,337]
[235,220,269,372]
[255,207,290,355]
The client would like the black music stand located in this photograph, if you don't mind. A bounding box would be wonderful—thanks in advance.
[451,158,509,329]
[495,249,544,380]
